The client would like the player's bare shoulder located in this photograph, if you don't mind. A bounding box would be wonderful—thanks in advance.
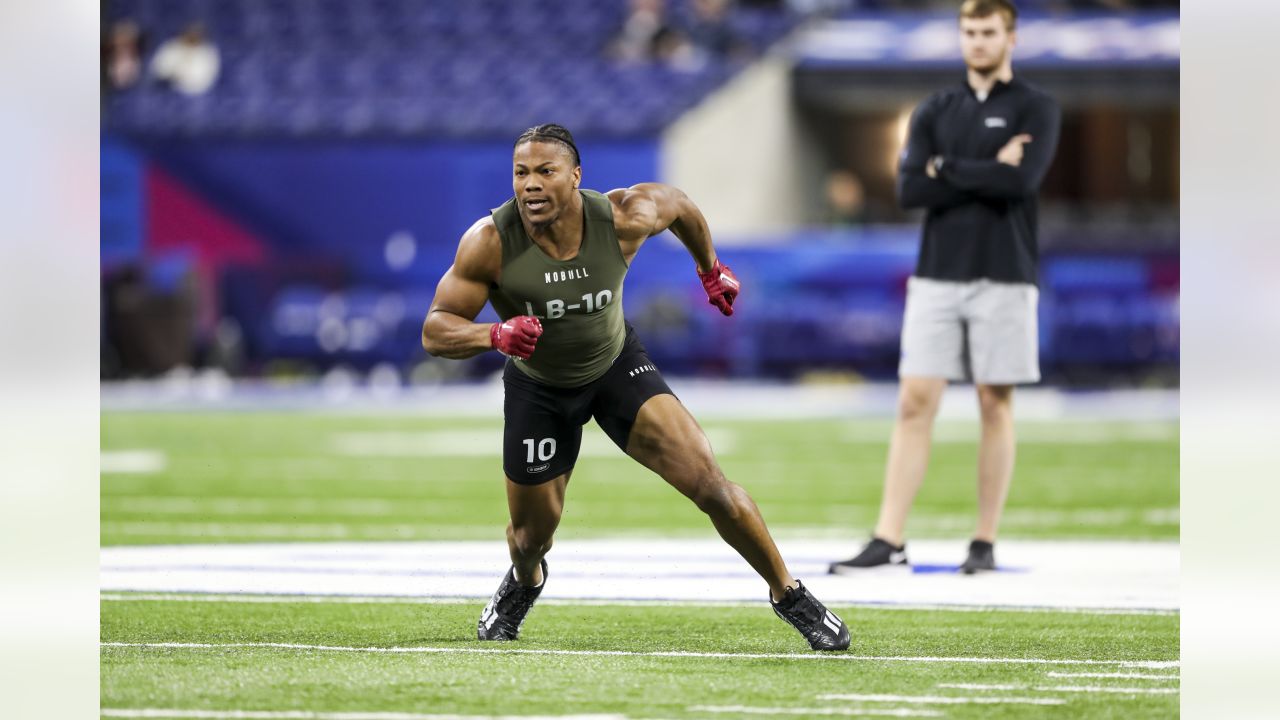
[453,215,503,284]
[606,184,662,243]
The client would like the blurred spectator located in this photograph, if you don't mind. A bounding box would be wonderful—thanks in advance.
[607,0,679,63]
[687,0,752,61]
[102,260,199,376]
[652,26,702,70]
[824,169,870,227]
[150,23,220,96]
[103,20,145,93]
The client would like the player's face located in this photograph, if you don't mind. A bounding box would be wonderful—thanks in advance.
[513,141,581,226]
[959,14,1014,74]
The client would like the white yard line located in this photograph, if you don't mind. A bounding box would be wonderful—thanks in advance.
[1045,671,1179,680]
[817,693,1063,706]
[101,450,166,474]
[939,683,1178,695]
[101,711,625,720]
[99,539,1180,611]
[688,707,939,718]
[100,642,1178,668]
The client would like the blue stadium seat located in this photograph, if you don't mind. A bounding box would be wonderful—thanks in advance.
[105,0,801,139]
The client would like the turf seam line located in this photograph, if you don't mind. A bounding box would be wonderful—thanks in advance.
[96,593,1179,616]
[99,642,1180,668]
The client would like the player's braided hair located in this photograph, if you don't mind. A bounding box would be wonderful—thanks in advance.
[514,124,581,167]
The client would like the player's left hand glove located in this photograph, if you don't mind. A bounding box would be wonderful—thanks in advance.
[697,259,740,316]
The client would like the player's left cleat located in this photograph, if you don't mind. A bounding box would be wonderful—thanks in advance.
[477,559,548,641]
[770,580,851,651]
[959,539,996,574]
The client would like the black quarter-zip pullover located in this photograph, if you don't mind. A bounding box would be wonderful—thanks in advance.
[897,76,1061,285]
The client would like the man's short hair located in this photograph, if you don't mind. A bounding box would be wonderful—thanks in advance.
[959,0,1018,31]
[514,124,580,168]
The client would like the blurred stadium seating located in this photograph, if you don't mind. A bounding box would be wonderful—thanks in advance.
[100,1,1179,386]
[104,0,794,138]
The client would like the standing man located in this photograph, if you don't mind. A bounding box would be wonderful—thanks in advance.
[829,0,1060,575]
[422,124,850,650]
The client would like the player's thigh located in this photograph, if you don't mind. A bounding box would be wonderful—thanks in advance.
[623,394,721,495]
[590,324,678,458]
[503,364,585,487]
[899,277,968,381]
[966,281,1040,385]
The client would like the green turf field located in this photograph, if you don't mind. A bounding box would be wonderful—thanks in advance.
[101,596,1179,719]
[101,409,1179,718]
[101,412,1178,545]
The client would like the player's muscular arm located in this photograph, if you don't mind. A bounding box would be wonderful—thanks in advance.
[610,183,740,316]
[421,220,502,359]
[609,183,717,271]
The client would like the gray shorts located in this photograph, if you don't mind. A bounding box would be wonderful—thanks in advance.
[899,276,1040,385]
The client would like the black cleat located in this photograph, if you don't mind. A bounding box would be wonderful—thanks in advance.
[771,580,851,651]
[959,540,995,574]
[477,559,547,641]
[828,537,908,574]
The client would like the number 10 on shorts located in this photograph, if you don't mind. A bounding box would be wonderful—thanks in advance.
[523,438,557,463]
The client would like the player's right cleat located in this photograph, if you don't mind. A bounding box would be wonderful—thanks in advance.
[827,537,908,574]
[771,580,851,651]
[477,559,548,641]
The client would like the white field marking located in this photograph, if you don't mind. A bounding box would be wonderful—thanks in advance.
[100,538,1181,611]
[840,421,1177,444]
[101,450,167,474]
[106,501,1177,530]
[900,507,1180,530]
[688,706,939,718]
[100,521,482,540]
[96,592,1178,616]
[817,693,1063,706]
[100,642,1178,669]
[329,428,737,458]
[939,683,1179,695]
[1045,671,1180,680]
[102,497,412,516]
[101,711,626,720]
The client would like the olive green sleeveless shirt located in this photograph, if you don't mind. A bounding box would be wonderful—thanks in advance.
[489,189,628,388]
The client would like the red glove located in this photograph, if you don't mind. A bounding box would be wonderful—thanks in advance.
[697,259,740,316]
[490,316,543,360]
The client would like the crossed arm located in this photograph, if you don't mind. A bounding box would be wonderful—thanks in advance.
[898,95,1061,209]
[934,98,1061,199]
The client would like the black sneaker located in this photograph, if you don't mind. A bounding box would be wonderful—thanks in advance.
[958,540,995,574]
[771,580,851,651]
[828,537,908,574]
[477,559,548,641]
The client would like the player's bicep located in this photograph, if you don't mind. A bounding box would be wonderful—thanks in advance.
[427,220,500,322]
[428,264,490,322]
[609,183,677,238]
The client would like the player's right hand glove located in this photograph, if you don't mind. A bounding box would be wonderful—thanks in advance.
[490,315,543,360]
[697,259,740,316]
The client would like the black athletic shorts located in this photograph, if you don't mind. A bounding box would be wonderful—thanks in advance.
[503,324,674,484]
